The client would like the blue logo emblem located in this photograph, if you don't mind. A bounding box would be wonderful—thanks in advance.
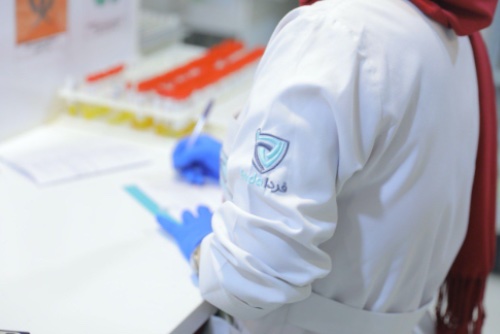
[252,129,289,174]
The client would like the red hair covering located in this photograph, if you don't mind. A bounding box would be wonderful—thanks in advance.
[299,0,318,5]
[410,0,498,36]
[300,0,498,333]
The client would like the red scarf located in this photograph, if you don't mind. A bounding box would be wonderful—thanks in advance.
[300,1,498,333]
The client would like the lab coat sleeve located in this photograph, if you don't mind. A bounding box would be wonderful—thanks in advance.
[199,6,383,320]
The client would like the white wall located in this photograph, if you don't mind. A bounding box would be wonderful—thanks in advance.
[0,0,138,141]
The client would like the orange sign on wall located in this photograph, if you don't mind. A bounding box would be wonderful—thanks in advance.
[16,0,67,44]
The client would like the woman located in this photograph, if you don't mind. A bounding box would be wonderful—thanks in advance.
[159,0,498,332]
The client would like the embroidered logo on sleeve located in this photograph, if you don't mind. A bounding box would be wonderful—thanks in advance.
[238,129,289,193]
[252,129,289,174]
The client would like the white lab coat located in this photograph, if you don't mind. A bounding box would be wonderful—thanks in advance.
[199,0,479,333]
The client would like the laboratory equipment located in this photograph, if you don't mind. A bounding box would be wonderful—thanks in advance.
[142,0,297,48]
[59,40,264,137]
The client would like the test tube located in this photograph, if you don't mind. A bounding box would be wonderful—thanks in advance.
[80,64,127,120]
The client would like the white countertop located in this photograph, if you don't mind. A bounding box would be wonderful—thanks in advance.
[0,117,218,334]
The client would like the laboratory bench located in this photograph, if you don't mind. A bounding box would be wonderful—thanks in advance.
[0,117,219,334]
[0,38,254,333]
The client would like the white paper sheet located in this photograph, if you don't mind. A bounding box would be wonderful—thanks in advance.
[0,127,150,185]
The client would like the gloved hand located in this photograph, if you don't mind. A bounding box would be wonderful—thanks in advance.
[156,206,213,260]
[173,134,222,184]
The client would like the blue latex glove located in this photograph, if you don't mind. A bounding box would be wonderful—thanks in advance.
[156,206,213,260]
[173,134,222,184]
